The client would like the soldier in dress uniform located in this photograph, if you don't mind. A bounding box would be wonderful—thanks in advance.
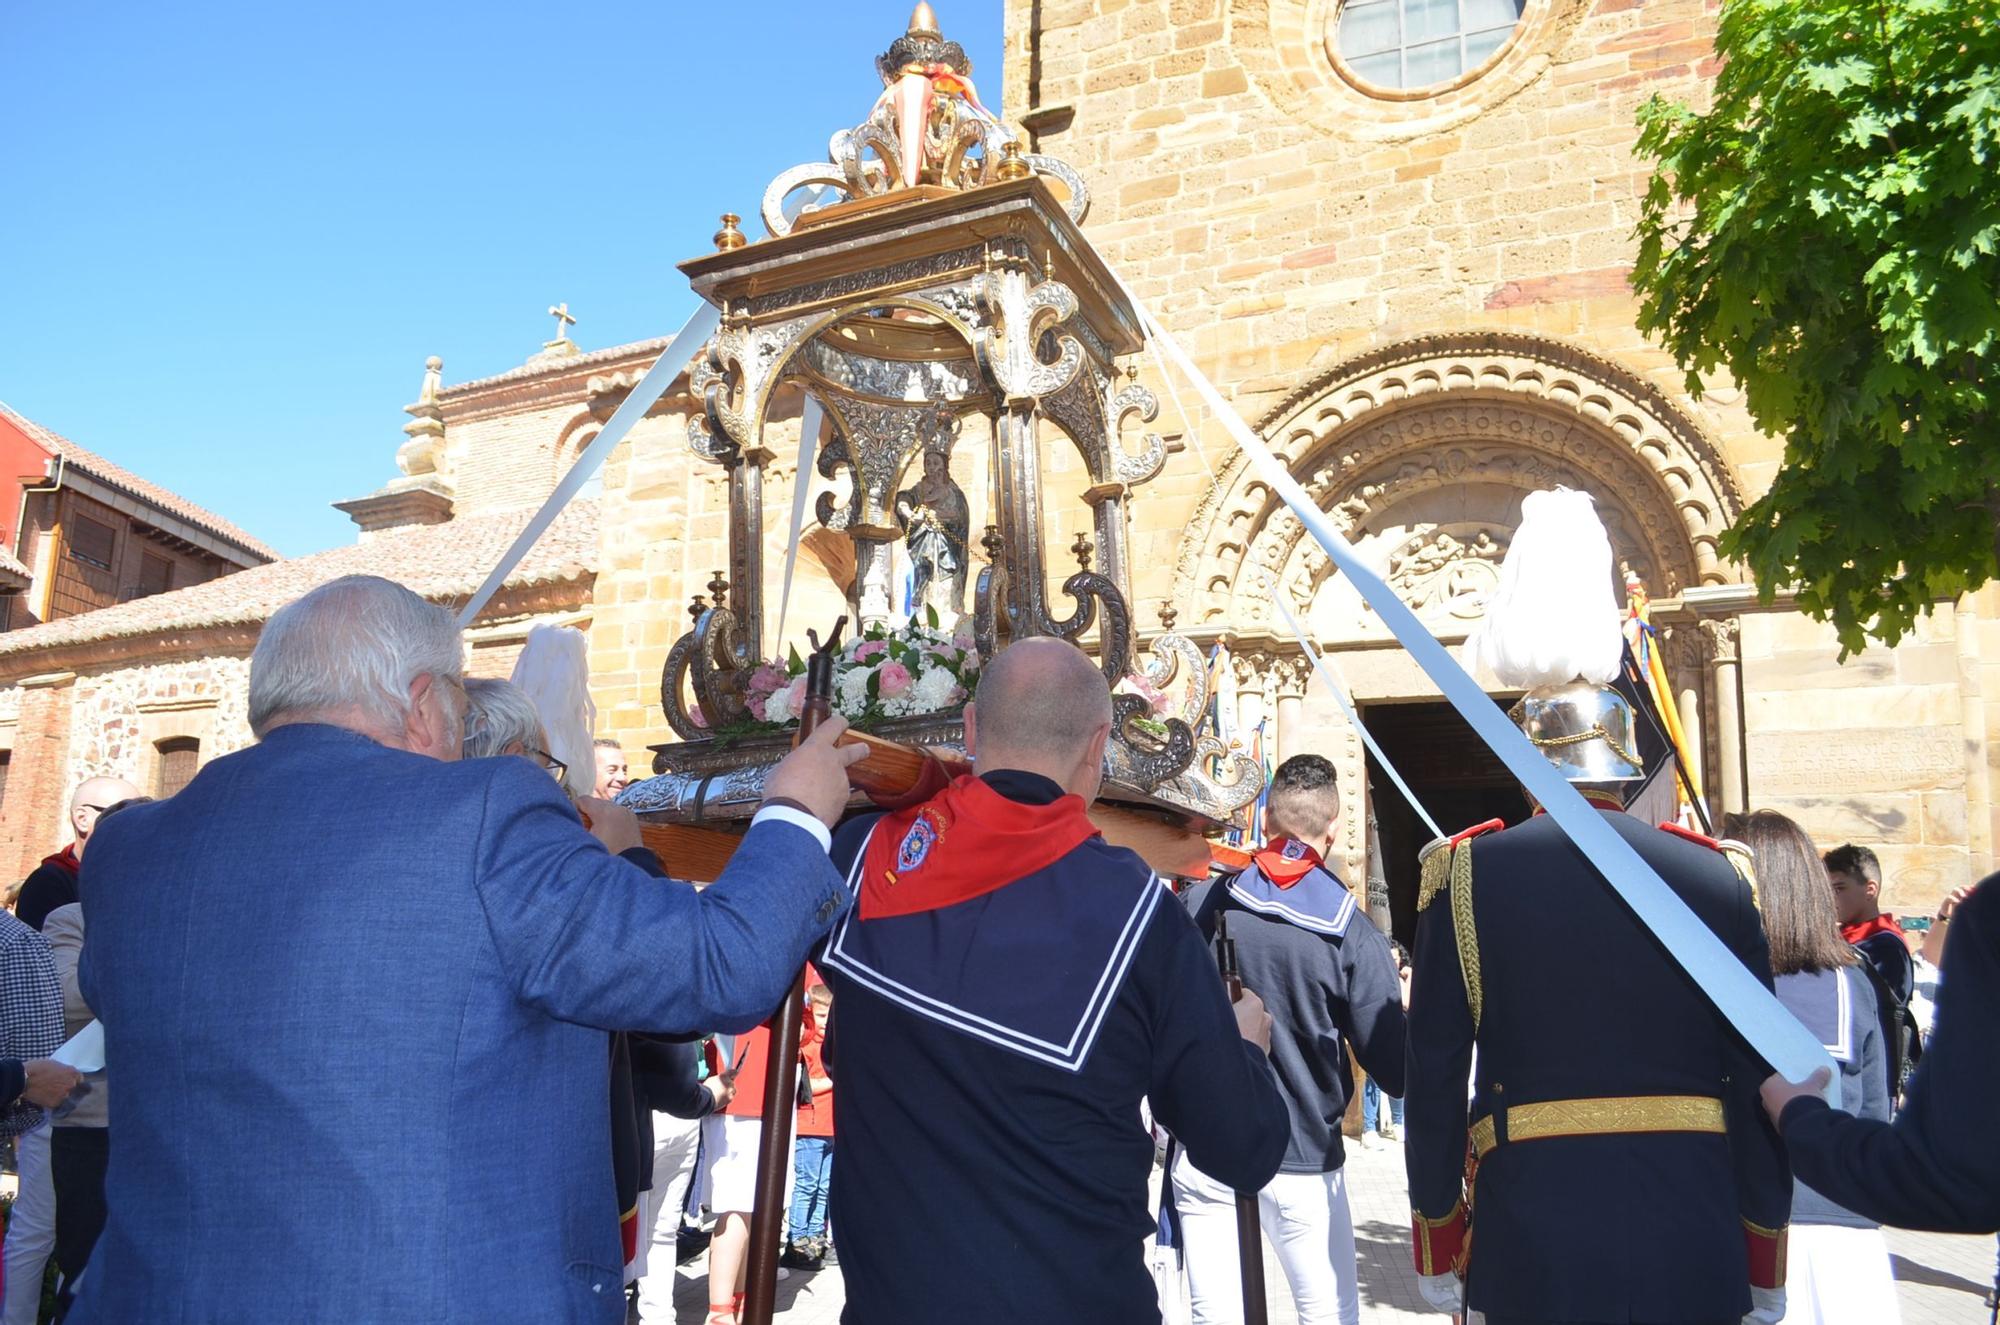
[1402,488,1792,1324]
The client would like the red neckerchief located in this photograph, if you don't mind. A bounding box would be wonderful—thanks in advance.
[1842,913,1904,945]
[40,843,79,876]
[1250,837,1323,889]
[860,774,1100,920]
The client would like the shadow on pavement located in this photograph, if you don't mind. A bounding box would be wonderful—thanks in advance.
[1890,1253,1993,1299]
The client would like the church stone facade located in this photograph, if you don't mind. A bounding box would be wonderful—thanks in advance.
[0,0,1991,920]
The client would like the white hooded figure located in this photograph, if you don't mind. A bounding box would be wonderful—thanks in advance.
[510,625,598,802]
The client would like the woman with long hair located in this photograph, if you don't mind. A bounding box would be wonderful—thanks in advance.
[1722,810,1899,1324]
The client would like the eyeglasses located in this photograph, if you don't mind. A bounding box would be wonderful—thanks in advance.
[525,748,568,783]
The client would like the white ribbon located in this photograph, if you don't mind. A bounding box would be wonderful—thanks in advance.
[455,302,720,629]
[772,395,825,654]
[1132,299,1838,1105]
[1271,595,1444,841]
[457,186,834,631]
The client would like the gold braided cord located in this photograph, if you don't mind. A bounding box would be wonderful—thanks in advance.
[1469,1095,1725,1160]
[1449,841,1482,1030]
[1417,842,1452,912]
[1528,724,1641,773]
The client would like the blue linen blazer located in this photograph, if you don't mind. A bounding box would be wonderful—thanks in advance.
[69,722,843,1324]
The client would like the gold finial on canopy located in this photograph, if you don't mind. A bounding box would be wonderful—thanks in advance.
[907,3,940,38]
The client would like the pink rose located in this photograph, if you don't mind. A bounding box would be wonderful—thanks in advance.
[748,663,788,700]
[877,661,913,697]
[854,640,888,662]
[689,705,710,729]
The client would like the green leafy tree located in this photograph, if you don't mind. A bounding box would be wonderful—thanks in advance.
[1632,0,2000,654]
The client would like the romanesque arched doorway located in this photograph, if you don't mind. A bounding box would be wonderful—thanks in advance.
[1174,332,1747,937]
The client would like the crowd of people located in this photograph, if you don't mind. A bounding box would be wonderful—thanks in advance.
[0,569,1988,1325]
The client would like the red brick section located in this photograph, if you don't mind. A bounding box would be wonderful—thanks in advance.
[1484,267,1635,309]
[2,676,76,889]
[1281,244,1341,270]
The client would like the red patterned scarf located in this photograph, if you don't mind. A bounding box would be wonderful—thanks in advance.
[1249,837,1324,888]
[860,775,1100,920]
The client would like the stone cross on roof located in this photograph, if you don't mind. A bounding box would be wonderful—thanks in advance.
[546,302,576,345]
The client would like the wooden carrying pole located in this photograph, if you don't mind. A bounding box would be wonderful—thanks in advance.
[1214,913,1270,1325]
[740,622,843,1325]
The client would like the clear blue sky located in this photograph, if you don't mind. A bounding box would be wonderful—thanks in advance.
[0,1,1004,557]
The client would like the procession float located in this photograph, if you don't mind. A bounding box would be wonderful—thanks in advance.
[619,4,1265,880]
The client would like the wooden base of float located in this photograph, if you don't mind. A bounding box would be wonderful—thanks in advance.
[638,728,1232,883]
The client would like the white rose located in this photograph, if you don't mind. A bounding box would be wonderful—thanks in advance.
[764,681,798,725]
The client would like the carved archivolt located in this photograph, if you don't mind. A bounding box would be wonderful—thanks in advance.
[1174,332,1746,629]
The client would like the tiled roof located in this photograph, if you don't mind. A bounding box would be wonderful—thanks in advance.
[0,404,279,561]
[0,500,598,660]
[0,547,27,588]
[438,336,673,398]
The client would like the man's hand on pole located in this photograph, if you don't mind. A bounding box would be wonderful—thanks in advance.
[580,798,643,854]
[1232,987,1273,1053]
[764,715,870,827]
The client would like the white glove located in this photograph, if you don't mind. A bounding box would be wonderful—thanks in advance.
[1742,1285,1784,1324]
[1417,1272,1463,1314]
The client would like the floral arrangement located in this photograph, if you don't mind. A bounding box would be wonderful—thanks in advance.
[1114,671,1176,742]
[721,609,981,735]
[697,610,1183,744]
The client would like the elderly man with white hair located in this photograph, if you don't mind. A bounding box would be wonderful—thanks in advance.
[70,574,863,1325]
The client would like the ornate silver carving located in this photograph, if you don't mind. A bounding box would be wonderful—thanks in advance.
[973,529,1010,662]
[686,604,754,732]
[1021,154,1090,223]
[1106,379,1168,485]
[974,259,1085,403]
[638,11,1245,836]
[758,44,1088,240]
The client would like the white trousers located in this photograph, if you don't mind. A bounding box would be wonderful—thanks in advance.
[3,1123,54,1325]
[1784,1223,1902,1324]
[636,1110,705,1322]
[1172,1154,1359,1325]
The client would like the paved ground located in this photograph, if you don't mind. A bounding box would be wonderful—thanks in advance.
[661,1136,1999,1323]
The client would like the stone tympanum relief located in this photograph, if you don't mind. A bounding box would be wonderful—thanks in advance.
[1176,332,1746,635]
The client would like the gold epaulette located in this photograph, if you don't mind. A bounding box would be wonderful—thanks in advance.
[1417,819,1503,912]
[1658,821,1760,908]
[1720,838,1759,907]
[1417,839,1453,913]
[1418,820,1501,1031]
